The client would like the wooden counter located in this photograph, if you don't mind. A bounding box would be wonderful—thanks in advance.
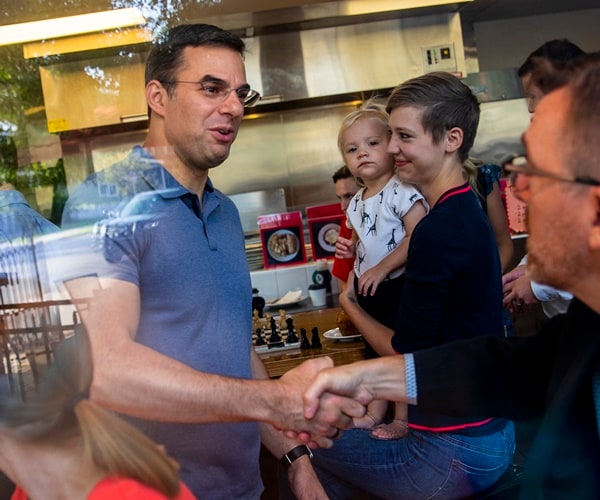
[258,307,366,378]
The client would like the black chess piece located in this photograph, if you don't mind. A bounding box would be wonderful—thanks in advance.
[311,326,322,348]
[252,288,266,317]
[255,328,266,346]
[268,317,284,348]
[285,317,298,344]
[300,328,311,349]
[269,317,281,343]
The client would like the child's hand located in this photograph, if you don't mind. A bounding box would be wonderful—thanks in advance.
[335,236,355,260]
[357,267,387,296]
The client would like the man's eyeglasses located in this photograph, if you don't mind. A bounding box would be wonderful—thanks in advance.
[161,79,261,107]
[502,154,600,201]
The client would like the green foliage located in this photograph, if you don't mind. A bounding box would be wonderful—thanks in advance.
[0,45,45,148]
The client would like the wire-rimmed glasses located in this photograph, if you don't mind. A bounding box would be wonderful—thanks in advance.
[161,79,261,107]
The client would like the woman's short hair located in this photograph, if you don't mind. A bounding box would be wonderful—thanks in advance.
[386,72,480,163]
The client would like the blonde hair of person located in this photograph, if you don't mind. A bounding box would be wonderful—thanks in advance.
[337,98,391,155]
[462,157,483,201]
[0,329,183,497]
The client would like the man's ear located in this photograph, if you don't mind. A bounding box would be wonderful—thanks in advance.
[445,127,464,154]
[588,186,600,251]
[146,80,167,118]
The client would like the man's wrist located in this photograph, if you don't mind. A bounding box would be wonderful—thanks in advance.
[280,445,313,468]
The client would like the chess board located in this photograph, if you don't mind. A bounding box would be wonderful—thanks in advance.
[252,312,304,353]
[254,341,301,354]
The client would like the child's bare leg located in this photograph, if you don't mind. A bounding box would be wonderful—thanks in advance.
[353,399,388,429]
[369,402,409,440]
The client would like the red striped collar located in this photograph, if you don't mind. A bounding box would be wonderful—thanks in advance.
[436,183,471,207]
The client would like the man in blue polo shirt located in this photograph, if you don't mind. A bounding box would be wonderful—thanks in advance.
[59,24,360,499]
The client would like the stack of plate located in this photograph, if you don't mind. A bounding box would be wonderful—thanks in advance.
[245,235,313,271]
[245,237,264,271]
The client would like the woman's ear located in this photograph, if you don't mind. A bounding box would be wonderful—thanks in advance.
[445,127,464,154]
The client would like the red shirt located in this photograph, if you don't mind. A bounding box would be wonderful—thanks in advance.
[11,477,196,499]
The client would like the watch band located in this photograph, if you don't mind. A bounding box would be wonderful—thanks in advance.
[280,444,314,467]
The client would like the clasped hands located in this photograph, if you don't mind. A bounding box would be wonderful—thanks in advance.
[274,356,374,448]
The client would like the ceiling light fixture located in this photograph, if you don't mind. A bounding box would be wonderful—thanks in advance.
[0,7,146,47]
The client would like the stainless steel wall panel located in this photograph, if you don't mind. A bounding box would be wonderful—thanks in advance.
[250,14,466,104]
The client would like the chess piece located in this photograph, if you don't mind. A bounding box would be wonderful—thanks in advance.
[252,309,261,331]
[252,288,265,318]
[255,328,266,346]
[269,316,282,344]
[311,326,322,348]
[278,309,287,330]
[300,328,311,349]
[285,317,298,344]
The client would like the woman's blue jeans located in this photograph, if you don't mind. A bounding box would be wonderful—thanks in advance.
[312,421,515,499]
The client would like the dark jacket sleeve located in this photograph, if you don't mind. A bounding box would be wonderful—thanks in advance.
[412,316,567,420]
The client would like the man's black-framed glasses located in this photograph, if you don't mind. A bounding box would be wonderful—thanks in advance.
[503,154,600,189]
[161,79,261,107]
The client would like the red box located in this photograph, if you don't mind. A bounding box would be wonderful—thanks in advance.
[306,203,344,261]
[258,211,307,268]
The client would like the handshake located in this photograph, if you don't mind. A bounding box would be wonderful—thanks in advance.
[269,355,406,448]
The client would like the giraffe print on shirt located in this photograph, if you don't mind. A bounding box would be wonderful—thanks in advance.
[366,214,378,236]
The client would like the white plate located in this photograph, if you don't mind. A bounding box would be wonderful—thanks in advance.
[267,229,300,262]
[317,222,340,253]
[323,327,362,341]
[265,295,307,308]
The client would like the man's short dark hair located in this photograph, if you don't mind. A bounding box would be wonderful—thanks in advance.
[517,39,585,78]
[145,24,246,90]
[332,165,353,183]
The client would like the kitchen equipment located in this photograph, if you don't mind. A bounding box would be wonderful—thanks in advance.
[312,259,332,293]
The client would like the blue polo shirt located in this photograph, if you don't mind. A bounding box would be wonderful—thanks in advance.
[61,146,261,498]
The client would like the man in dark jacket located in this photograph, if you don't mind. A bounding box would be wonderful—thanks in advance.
[302,54,600,498]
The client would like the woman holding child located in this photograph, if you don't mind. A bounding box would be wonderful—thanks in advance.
[312,72,515,499]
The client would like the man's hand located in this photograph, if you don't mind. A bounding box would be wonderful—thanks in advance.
[502,265,539,313]
[273,357,365,447]
[302,361,376,421]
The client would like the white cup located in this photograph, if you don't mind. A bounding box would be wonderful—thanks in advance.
[308,286,327,307]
